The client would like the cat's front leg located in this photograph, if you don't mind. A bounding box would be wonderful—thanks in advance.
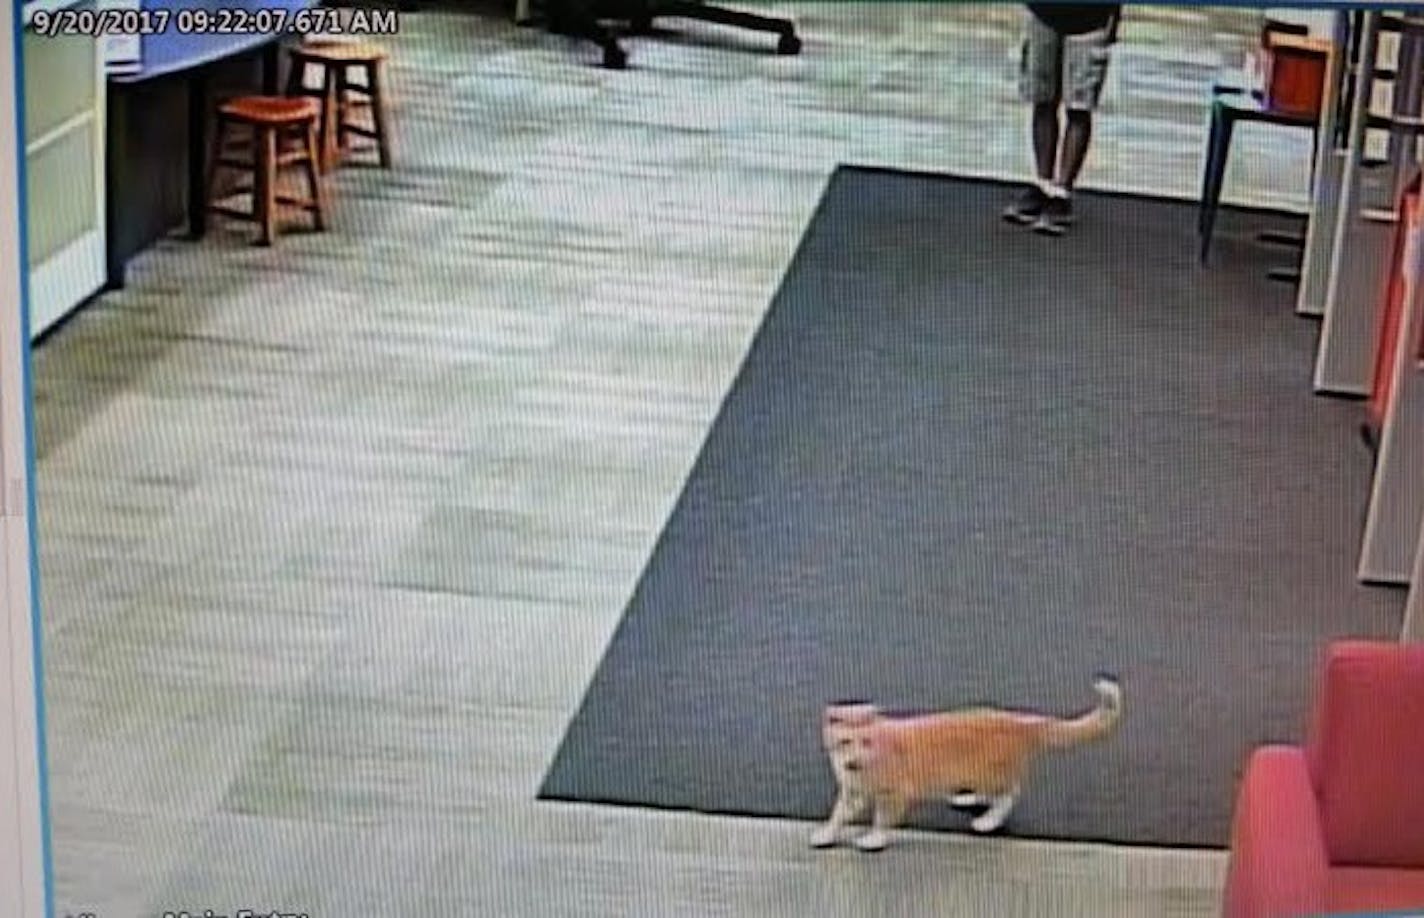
[853,794,906,852]
[810,788,865,848]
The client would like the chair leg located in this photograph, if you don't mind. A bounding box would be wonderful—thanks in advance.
[304,120,327,231]
[368,61,392,168]
[255,125,277,245]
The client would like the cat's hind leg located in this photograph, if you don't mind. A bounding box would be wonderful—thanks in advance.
[949,792,984,808]
[970,787,1019,834]
[811,788,867,848]
[854,794,907,852]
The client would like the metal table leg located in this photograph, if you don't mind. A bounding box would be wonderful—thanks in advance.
[1199,101,1235,263]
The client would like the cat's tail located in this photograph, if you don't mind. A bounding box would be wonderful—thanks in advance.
[1039,677,1122,749]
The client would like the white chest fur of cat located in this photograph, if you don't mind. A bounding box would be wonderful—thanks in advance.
[812,677,1122,851]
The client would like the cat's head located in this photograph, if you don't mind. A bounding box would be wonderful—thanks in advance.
[821,702,880,749]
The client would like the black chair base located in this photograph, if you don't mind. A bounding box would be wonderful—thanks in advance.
[546,0,801,69]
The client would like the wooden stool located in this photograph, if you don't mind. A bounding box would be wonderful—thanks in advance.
[207,96,326,246]
[285,41,392,172]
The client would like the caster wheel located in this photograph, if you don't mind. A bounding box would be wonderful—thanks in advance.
[603,46,628,69]
[777,32,801,55]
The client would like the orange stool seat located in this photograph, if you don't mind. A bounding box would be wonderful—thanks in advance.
[219,95,321,124]
[286,40,392,171]
[206,94,327,246]
[295,40,389,62]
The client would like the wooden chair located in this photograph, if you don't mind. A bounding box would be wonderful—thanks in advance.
[206,96,327,246]
[286,41,392,171]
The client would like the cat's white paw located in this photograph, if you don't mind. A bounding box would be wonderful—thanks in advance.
[950,792,982,807]
[971,813,1005,834]
[810,825,840,848]
[853,830,889,852]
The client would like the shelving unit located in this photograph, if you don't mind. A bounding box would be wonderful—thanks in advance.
[1359,171,1424,584]
[1315,11,1424,395]
[20,0,108,340]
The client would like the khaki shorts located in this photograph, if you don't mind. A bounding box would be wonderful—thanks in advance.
[1018,12,1113,112]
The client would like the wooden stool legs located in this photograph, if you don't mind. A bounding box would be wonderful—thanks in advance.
[367,61,393,168]
[254,124,277,245]
[337,67,354,165]
[288,51,392,171]
[320,65,341,172]
[285,60,342,173]
[303,121,327,231]
[207,101,326,246]
[337,61,392,168]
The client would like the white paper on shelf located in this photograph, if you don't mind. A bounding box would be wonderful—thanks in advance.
[99,0,141,75]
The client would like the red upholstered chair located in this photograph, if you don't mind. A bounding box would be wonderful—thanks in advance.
[1222,641,1424,917]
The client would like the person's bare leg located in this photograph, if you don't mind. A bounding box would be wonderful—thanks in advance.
[1033,23,1109,235]
[1057,109,1093,191]
[1032,102,1060,184]
[1006,101,1061,223]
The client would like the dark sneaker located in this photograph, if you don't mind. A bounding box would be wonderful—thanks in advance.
[1002,185,1049,225]
[1032,196,1073,236]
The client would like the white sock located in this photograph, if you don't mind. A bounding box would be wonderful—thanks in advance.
[1046,183,1070,200]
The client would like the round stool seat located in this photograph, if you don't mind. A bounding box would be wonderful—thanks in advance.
[293,40,387,63]
[207,94,327,245]
[219,96,321,125]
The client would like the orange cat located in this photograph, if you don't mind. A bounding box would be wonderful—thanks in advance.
[811,677,1122,851]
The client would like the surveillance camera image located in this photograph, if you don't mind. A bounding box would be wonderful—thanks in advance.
[3,2,1424,917]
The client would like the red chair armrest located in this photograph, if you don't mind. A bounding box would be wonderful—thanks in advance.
[1223,746,1330,918]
